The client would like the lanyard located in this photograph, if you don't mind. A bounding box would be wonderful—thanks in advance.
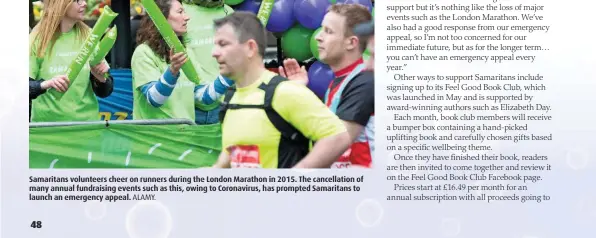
[324,64,366,113]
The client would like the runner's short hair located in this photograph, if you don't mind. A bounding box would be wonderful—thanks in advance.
[328,3,372,52]
[213,12,267,57]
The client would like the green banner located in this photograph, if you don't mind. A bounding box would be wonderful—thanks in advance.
[29,123,222,169]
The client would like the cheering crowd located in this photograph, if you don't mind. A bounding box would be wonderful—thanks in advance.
[29,0,375,169]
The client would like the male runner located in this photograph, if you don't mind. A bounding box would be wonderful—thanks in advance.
[211,12,351,169]
[280,4,374,168]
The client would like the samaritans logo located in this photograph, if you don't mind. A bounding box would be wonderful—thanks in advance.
[50,64,89,74]
[56,52,78,57]
[188,37,214,46]
[49,65,68,74]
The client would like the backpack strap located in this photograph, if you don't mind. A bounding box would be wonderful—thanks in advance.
[218,85,237,123]
[219,85,265,123]
[258,76,308,143]
[218,81,271,123]
[219,75,308,144]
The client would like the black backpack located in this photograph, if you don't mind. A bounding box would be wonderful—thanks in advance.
[218,75,310,168]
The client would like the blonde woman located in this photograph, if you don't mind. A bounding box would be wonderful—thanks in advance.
[29,0,113,122]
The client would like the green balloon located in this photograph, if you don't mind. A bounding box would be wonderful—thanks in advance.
[225,0,245,6]
[309,28,322,61]
[372,7,374,17]
[66,6,117,83]
[281,25,314,62]
[89,26,118,66]
[141,0,202,85]
[60,5,118,100]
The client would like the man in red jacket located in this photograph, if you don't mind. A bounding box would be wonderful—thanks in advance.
[280,3,374,168]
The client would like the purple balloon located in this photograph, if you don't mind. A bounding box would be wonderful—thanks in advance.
[266,0,296,33]
[294,0,330,30]
[336,0,373,12]
[307,61,335,99]
[234,0,262,14]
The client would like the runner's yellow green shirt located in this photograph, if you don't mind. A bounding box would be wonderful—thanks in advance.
[29,29,99,122]
[221,70,347,168]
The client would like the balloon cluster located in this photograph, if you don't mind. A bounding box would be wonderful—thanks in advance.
[226,0,373,98]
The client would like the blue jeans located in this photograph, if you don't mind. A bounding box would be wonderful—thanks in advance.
[195,107,220,125]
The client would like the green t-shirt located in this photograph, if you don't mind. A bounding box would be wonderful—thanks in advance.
[183,3,233,85]
[131,43,196,121]
[29,29,100,122]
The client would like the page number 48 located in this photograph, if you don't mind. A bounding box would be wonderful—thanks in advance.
[31,221,43,228]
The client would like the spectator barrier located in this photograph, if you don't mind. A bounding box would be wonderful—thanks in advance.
[29,119,222,169]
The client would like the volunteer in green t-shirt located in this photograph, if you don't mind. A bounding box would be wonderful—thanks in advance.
[132,0,233,121]
[29,0,113,123]
[183,0,234,125]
